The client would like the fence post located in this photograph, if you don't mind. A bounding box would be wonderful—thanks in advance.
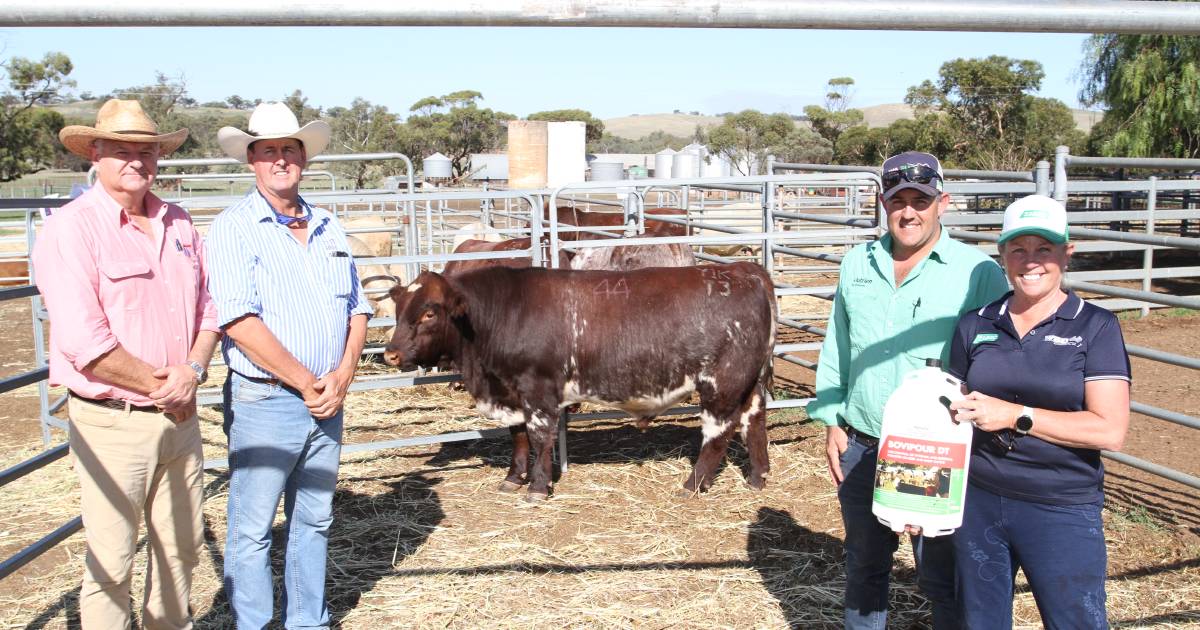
[762,181,775,274]
[1035,160,1050,196]
[1054,145,1069,202]
[1142,176,1157,318]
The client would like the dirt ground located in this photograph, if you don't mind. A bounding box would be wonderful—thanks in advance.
[0,296,1198,628]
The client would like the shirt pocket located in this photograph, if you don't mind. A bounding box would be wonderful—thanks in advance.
[322,249,355,299]
[174,230,202,289]
[98,259,151,311]
[900,302,958,368]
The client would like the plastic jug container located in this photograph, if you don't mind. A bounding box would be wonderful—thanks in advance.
[872,359,972,537]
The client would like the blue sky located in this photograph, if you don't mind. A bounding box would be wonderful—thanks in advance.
[0,26,1095,119]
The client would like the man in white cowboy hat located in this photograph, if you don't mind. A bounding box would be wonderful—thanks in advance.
[31,99,221,629]
[205,101,370,629]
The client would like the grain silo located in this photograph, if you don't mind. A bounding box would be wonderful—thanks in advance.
[702,154,731,178]
[422,152,452,181]
[547,121,586,187]
[671,151,698,178]
[681,143,708,178]
[654,148,675,178]
[507,120,549,189]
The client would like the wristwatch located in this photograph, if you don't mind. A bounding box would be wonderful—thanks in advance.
[187,360,208,385]
[1014,406,1034,436]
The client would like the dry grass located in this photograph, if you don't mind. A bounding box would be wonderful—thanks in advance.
[0,368,1197,629]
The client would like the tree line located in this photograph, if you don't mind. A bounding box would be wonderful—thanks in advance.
[2,35,1197,186]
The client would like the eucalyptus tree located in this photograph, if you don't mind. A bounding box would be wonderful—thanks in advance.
[1081,32,1200,157]
[0,52,74,181]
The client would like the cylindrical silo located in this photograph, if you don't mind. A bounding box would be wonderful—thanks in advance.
[683,143,706,158]
[701,154,727,178]
[422,152,452,180]
[654,148,675,179]
[507,120,549,189]
[682,143,707,178]
[671,152,698,179]
[590,161,625,181]
[547,121,586,187]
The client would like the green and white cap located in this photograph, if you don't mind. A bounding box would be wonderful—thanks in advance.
[998,194,1069,245]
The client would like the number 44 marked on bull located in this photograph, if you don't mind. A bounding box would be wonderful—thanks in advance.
[593,278,631,298]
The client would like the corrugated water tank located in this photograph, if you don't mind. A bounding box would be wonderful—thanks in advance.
[589,161,625,181]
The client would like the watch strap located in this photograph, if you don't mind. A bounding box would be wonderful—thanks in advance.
[1015,406,1034,435]
[187,360,207,384]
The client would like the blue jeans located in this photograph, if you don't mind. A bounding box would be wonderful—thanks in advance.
[955,484,1108,630]
[223,373,343,630]
[838,433,959,630]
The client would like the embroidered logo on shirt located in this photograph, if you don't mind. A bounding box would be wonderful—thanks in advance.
[852,277,872,286]
[1044,334,1082,347]
[972,333,999,345]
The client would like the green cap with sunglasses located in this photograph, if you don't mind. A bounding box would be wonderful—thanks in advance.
[881,151,944,201]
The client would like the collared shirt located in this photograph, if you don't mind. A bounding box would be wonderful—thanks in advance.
[809,227,1009,437]
[31,185,219,404]
[948,290,1131,505]
[205,190,372,379]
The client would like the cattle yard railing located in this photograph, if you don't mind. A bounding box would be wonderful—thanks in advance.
[7,0,1200,34]
[769,162,1200,493]
[4,167,1200,581]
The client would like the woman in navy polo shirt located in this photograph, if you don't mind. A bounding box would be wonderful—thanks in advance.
[947,194,1131,629]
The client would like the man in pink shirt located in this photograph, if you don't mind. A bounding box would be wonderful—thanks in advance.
[31,99,220,630]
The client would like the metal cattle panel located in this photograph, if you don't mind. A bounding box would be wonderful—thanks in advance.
[3,1,1200,34]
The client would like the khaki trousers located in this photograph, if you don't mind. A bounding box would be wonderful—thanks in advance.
[68,396,204,630]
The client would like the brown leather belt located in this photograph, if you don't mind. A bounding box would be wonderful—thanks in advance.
[844,425,880,449]
[71,393,159,414]
[233,371,282,386]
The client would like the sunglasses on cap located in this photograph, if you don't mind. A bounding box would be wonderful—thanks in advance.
[882,163,942,193]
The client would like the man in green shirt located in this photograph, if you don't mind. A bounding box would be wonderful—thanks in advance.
[809,151,1009,629]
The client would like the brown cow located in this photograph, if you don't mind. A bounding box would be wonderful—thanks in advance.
[384,263,776,501]
[544,205,695,270]
[546,205,689,241]
[443,237,571,276]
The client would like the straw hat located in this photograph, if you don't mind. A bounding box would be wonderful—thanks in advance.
[217,102,331,163]
[58,99,189,159]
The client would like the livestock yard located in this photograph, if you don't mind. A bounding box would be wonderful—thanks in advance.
[2,164,1200,629]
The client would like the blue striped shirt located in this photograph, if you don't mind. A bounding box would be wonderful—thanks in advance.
[205,190,373,379]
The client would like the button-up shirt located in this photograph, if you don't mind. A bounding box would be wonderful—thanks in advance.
[205,190,372,379]
[31,185,219,405]
[808,227,1009,437]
